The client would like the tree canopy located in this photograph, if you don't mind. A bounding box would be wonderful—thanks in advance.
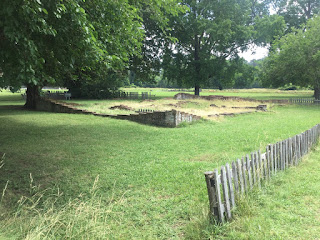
[0,0,183,108]
[1,0,302,105]
[273,0,320,33]
[261,15,320,98]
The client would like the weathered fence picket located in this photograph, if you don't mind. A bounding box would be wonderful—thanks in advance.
[237,159,244,194]
[241,158,248,192]
[232,161,239,194]
[205,123,320,223]
[246,155,252,189]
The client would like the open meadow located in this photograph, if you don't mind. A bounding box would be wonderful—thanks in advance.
[1,88,320,239]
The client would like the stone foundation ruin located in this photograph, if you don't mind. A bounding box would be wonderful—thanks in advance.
[35,98,201,127]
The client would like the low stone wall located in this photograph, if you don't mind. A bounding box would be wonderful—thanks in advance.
[35,98,201,127]
[35,99,92,114]
[174,93,289,104]
[113,110,201,127]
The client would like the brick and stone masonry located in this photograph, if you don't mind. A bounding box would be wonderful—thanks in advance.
[35,98,201,127]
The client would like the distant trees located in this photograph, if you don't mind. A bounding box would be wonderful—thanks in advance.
[162,0,255,95]
[261,16,320,99]
[160,0,287,95]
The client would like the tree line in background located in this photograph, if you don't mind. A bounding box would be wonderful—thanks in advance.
[0,0,320,108]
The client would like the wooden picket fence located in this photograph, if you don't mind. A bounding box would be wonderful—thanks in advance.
[204,124,320,223]
[290,98,320,104]
[137,109,154,113]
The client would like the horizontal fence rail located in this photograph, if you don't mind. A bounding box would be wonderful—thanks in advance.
[204,124,320,223]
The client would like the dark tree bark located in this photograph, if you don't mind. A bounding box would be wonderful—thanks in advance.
[194,34,201,96]
[24,84,41,109]
[195,85,200,96]
[314,86,320,100]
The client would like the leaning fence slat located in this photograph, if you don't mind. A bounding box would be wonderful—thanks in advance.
[274,143,279,173]
[241,158,248,192]
[285,139,289,168]
[270,144,274,176]
[232,161,239,195]
[255,152,261,188]
[258,150,263,180]
[277,142,281,171]
[288,138,292,166]
[293,136,297,165]
[263,147,270,179]
[237,159,244,194]
[221,166,231,220]
[273,143,277,174]
[225,163,235,209]
[213,169,224,223]
[251,152,256,186]
[246,155,252,189]
[302,133,305,156]
[281,141,285,170]
[298,134,302,160]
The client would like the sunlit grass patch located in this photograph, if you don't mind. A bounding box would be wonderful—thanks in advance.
[73,98,270,119]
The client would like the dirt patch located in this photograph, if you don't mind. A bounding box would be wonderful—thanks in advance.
[164,103,178,107]
[109,105,134,111]
[63,102,82,106]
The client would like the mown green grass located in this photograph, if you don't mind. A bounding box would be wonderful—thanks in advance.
[0,89,320,239]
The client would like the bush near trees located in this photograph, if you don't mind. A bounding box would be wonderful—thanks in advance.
[261,16,320,99]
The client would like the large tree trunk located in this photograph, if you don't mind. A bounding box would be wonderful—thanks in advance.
[314,87,320,100]
[195,85,200,96]
[194,34,201,96]
[24,84,41,109]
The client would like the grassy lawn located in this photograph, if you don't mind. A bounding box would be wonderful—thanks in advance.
[0,89,320,239]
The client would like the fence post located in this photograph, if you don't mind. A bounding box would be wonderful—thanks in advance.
[204,171,217,220]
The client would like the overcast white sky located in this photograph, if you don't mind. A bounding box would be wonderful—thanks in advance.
[239,45,269,62]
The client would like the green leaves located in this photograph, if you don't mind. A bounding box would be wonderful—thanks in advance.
[261,16,320,97]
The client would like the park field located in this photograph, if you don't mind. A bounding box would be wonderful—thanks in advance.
[121,87,314,100]
[0,88,320,239]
